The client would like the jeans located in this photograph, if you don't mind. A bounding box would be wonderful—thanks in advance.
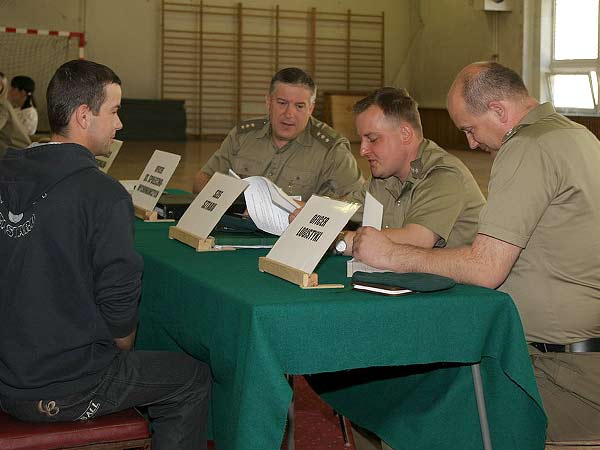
[0,350,212,450]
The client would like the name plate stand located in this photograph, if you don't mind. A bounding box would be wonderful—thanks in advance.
[259,196,360,289]
[168,172,249,252]
[131,150,181,222]
[134,204,176,222]
[134,204,158,221]
[168,226,219,252]
[258,256,321,288]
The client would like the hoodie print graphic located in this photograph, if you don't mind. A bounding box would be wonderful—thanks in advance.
[0,203,36,238]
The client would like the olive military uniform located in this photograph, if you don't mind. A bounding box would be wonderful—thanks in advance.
[478,102,600,440]
[0,97,30,157]
[349,139,486,450]
[347,139,485,247]
[201,116,363,201]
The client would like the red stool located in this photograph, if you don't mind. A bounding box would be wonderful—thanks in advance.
[0,408,151,450]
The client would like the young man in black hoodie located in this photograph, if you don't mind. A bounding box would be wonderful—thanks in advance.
[0,60,212,450]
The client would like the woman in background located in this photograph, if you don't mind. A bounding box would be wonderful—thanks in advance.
[8,75,38,136]
[0,72,31,157]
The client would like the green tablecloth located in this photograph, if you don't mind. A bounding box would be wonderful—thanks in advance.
[134,220,547,450]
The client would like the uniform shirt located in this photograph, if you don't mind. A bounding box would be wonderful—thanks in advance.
[347,139,485,248]
[0,97,30,157]
[478,103,600,343]
[201,116,364,201]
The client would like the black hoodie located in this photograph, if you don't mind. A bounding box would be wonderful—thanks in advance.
[0,143,143,400]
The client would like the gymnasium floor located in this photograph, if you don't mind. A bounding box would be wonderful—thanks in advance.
[107,139,493,197]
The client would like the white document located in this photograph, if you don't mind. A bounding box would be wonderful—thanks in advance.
[243,176,300,236]
[95,139,123,173]
[267,182,300,213]
[352,283,412,296]
[347,258,388,277]
[214,244,274,250]
[176,172,249,239]
[131,150,181,212]
[347,191,385,276]
[266,195,360,274]
[362,191,383,230]
[228,169,241,179]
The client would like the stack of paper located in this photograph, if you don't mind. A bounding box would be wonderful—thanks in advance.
[229,170,300,236]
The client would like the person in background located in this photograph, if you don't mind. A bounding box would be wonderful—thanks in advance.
[0,71,30,157]
[193,67,364,201]
[8,75,38,136]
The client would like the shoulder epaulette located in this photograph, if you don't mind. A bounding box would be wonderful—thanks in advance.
[409,158,425,179]
[310,119,341,149]
[237,117,268,134]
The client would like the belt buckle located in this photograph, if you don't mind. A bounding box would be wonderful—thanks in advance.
[569,338,600,352]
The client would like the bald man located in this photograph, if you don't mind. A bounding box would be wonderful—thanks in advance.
[352,62,600,442]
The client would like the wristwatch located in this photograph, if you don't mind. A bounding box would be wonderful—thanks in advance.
[332,231,347,255]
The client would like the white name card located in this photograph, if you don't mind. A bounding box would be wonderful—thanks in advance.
[131,150,181,212]
[176,172,249,239]
[362,191,383,230]
[266,195,360,274]
[95,139,123,174]
[347,191,384,277]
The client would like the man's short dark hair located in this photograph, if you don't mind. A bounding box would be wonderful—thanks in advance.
[269,67,316,103]
[461,62,529,114]
[47,60,121,135]
[353,87,423,135]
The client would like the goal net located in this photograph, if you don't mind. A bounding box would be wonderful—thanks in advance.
[0,28,84,133]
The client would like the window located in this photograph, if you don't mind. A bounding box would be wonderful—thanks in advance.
[550,0,600,113]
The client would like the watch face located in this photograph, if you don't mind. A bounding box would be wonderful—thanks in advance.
[335,239,347,253]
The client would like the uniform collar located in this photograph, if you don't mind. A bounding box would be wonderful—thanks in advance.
[501,102,554,145]
[383,138,445,200]
[407,139,429,180]
[260,117,314,150]
[520,102,555,125]
[382,175,403,200]
[295,117,315,147]
[379,138,431,199]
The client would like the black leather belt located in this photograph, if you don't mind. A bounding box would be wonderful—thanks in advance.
[531,337,600,353]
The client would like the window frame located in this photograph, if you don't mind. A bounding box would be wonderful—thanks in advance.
[550,0,600,115]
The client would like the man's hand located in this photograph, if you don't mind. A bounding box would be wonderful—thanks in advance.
[113,329,137,351]
[354,228,522,287]
[288,200,306,223]
[353,226,404,270]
